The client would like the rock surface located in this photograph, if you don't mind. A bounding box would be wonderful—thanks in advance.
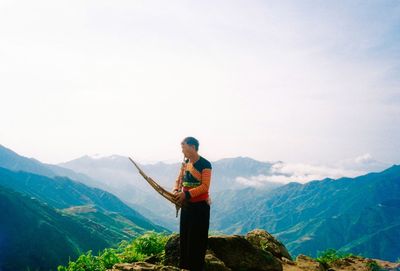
[281,255,400,271]
[110,230,400,271]
[162,231,283,270]
[246,229,293,261]
[204,251,231,271]
[109,262,181,271]
[208,235,283,271]
[282,255,325,271]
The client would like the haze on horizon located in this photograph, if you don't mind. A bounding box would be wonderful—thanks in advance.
[1,1,399,170]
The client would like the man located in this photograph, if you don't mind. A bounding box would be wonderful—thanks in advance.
[173,136,212,271]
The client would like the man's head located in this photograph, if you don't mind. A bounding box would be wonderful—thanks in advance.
[181,136,199,157]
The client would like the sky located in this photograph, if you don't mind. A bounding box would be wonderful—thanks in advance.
[1,1,399,172]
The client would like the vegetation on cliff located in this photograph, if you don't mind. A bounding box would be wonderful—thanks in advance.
[58,232,168,271]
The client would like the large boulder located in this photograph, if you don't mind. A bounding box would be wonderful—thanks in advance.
[208,235,283,271]
[205,250,232,271]
[246,229,292,261]
[144,254,164,265]
[163,233,284,270]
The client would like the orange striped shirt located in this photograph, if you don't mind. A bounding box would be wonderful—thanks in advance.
[174,156,212,202]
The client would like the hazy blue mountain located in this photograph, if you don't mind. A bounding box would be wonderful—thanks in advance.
[0,185,111,271]
[0,144,100,188]
[58,155,283,230]
[213,156,275,177]
[0,166,165,233]
[0,145,55,177]
[60,155,181,230]
[0,145,178,230]
[211,165,400,261]
[59,155,279,193]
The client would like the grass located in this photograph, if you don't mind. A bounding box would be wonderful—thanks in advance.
[365,260,383,271]
[315,249,387,271]
[315,248,354,266]
[57,231,169,271]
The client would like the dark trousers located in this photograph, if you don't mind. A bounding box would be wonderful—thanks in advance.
[180,200,210,271]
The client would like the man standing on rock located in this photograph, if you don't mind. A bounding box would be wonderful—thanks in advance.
[173,136,212,271]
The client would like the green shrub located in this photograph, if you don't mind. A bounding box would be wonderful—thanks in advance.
[316,249,353,265]
[58,251,105,271]
[117,240,145,263]
[58,231,170,271]
[365,260,382,271]
[132,231,169,256]
[98,248,121,269]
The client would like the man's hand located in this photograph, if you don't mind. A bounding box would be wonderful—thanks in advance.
[174,191,186,204]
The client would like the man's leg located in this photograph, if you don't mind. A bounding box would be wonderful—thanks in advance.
[188,201,210,271]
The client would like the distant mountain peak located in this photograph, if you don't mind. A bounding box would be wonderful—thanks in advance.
[218,156,260,162]
[0,144,17,154]
[87,153,117,160]
[88,153,106,159]
[215,156,274,165]
[381,164,400,174]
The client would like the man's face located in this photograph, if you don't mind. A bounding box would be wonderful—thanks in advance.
[181,142,193,157]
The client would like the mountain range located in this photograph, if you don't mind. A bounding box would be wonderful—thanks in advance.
[55,149,400,261]
[58,154,284,230]
[211,166,400,261]
[0,145,167,271]
[0,144,399,269]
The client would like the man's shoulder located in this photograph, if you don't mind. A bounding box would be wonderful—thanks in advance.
[199,156,212,170]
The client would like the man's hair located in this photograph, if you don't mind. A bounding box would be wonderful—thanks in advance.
[183,136,199,151]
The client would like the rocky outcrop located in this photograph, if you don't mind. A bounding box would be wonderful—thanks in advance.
[208,235,282,271]
[109,229,400,271]
[160,230,283,271]
[204,251,231,271]
[246,229,293,261]
[282,255,325,271]
[328,256,400,271]
[281,254,400,271]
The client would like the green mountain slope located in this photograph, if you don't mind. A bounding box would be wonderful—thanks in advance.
[211,165,400,261]
[0,167,166,236]
[0,185,110,271]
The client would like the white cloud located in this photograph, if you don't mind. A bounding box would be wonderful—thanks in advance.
[268,162,363,184]
[235,176,266,188]
[355,153,374,164]
[235,153,390,187]
[335,153,390,172]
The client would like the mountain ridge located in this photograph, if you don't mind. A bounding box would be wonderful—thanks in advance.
[1,144,398,262]
[0,166,165,232]
[211,164,400,261]
[0,184,112,271]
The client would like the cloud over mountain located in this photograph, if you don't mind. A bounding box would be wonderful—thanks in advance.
[235,154,390,186]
